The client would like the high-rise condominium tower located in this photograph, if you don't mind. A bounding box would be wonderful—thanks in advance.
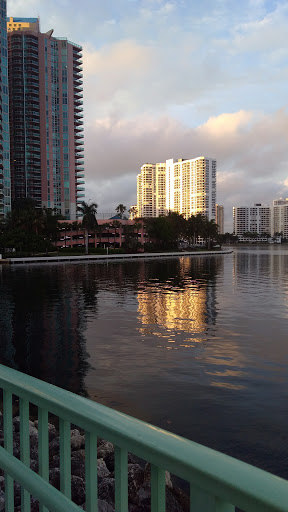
[233,204,271,235]
[0,1,10,220]
[7,17,84,219]
[137,157,216,220]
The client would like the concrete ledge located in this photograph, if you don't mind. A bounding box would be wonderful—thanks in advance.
[4,249,233,265]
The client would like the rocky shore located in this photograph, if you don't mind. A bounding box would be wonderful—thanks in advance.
[0,414,189,511]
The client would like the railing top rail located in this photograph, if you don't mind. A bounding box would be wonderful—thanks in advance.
[0,364,287,512]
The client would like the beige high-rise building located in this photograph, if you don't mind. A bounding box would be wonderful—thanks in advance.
[137,157,216,219]
[215,204,224,234]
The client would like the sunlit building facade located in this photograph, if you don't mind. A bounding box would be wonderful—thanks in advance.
[0,1,10,220]
[137,157,216,220]
[233,204,271,236]
[7,17,84,219]
[137,162,167,218]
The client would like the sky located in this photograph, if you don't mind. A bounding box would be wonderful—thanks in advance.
[8,0,288,230]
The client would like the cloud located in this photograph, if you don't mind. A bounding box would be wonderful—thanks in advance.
[84,108,288,230]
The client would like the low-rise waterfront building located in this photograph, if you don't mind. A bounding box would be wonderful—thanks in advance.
[56,218,146,250]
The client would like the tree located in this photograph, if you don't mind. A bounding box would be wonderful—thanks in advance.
[6,198,45,235]
[77,201,98,255]
[203,218,218,249]
[115,204,126,219]
[128,206,138,219]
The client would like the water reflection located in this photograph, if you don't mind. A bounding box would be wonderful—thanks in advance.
[0,265,94,396]
[137,256,222,346]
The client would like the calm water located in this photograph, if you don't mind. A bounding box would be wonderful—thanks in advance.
[1,246,288,479]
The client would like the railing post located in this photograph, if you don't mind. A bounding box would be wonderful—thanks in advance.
[115,445,128,512]
[38,407,49,512]
[59,418,71,499]
[190,484,235,512]
[3,389,14,512]
[85,431,98,512]
[190,483,215,511]
[151,464,165,512]
[19,397,31,512]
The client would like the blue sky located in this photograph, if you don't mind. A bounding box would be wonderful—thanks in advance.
[8,0,288,229]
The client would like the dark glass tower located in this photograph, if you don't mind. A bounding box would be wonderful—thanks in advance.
[0,1,10,220]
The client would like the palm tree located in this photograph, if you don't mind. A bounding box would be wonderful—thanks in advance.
[128,206,138,219]
[115,204,126,219]
[77,201,98,255]
[203,218,218,249]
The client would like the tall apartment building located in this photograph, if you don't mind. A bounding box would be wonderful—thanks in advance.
[137,157,216,220]
[137,162,166,218]
[273,199,288,238]
[233,204,271,235]
[7,17,84,219]
[0,1,10,220]
[215,204,224,234]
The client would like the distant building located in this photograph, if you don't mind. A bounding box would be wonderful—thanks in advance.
[7,17,84,219]
[233,204,271,236]
[215,204,224,234]
[137,157,216,220]
[272,198,288,238]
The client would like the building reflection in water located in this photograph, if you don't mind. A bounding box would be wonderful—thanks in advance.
[136,256,223,347]
[0,264,98,396]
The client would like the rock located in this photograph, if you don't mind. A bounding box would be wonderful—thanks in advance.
[70,429,85,450]
[29,424,39,441]
[71,450,85,477]
[98,499,115,512]
[13,417,37,435]
[98,477,115,506]
[49,467,60,489]
[49,436,60,454]
[133,482,184,512]
[166,488,185,512]
[97,458,110,479]
[128,463,144,502]
[71,475,85,505]
[135,481,151,511]
[97,440,114,459]
[171,486,190,512]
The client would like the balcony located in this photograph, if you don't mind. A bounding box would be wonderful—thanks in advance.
[0,364,288,512]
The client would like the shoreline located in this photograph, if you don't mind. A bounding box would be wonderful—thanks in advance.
[1,249,233,265]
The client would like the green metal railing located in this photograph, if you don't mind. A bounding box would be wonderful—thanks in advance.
[0,364,288,512]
